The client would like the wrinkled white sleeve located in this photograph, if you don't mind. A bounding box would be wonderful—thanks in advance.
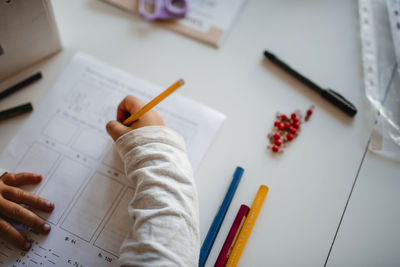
[115,126,200,267]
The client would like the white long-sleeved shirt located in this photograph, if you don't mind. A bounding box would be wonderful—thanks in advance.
[0,126,200,266]
[115,126,200,267]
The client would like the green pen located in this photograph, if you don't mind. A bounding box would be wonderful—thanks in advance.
[0,102,33,121]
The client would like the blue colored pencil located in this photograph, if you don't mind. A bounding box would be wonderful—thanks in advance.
[199,166,244,267]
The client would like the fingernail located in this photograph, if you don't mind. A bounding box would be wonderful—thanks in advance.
[43,223,51,232]
[35,175,42,181]
[45,201,53,209]
[24,242,31,250]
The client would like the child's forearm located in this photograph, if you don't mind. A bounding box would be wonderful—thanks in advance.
[115,126,200,267]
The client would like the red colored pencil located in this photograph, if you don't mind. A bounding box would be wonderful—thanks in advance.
[214,204,250,267]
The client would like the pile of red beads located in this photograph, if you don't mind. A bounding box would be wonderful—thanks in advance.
[267,105,314,153]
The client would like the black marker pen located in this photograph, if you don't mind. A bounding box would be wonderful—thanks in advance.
[264,50,357,117]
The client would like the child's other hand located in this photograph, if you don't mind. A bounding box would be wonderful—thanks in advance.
[106,95,164,141]
[0,172,54,250]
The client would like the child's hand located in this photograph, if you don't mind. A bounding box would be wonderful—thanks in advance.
[0,172,54,250]
[106,95,165,141]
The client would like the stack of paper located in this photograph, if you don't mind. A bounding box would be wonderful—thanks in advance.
[103,0,246,47]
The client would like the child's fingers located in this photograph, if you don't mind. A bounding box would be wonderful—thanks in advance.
[106,120,131,141]
[2,173,42,187]
[2,186,54,212]
[117,96,145,121]
[0,199,51,235]
[0,217,30,250]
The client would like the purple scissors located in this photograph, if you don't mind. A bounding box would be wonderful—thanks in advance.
[138,0,188,21]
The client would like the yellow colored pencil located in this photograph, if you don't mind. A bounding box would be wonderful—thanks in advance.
[226,185,269,267]
[123,79,184,125]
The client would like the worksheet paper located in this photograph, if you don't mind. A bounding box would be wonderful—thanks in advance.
[0,53,225,267]
[103,0,246,47]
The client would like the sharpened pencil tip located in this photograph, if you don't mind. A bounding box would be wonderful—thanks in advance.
[178,79,185,85]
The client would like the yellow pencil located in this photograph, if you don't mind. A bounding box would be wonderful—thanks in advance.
[123,79,184,125]
[226,185,269,267]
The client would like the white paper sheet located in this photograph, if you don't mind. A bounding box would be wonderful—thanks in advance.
[0,53,225,267]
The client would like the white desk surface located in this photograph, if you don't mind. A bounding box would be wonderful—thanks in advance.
[1,0,399,266]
